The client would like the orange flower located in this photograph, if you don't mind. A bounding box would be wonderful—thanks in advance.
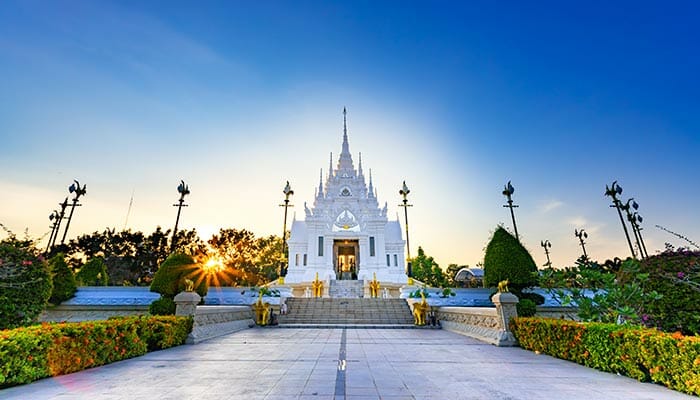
[671,331,684,340]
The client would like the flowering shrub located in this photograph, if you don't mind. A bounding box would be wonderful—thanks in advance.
[639,249,700,335]
[0,241,52,329]
[510,317,700,396]
[0,315,192,388]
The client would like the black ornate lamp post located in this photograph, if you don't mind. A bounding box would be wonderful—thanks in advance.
[631,212,648,259]
[621,198,645,259]
[171,180,190,252]
[574,229,589,259]
[60,180,87,245]
[621,198,648,259]
[50,198,69,249]
[279,181,294,277]
[541,239,552,268]
[604,181,636,258]
[45,210,61,255]
[502,181,519,241]
[399,181,413,277]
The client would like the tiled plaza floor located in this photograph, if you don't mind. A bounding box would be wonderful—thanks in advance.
[0,328,694,400]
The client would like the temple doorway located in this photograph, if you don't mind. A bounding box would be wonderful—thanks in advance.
[334,239,359,279]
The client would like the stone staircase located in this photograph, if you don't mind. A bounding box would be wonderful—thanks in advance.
[329,279,365,298]
[278,298,415,326]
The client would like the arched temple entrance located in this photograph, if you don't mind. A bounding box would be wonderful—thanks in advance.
[334,239,359,279]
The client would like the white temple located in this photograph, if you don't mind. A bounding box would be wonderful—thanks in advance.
[284,109,408,284]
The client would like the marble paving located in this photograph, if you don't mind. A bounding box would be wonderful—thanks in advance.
[0,328,694,399]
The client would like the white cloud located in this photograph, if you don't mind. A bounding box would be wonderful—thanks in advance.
[540,200,563,213]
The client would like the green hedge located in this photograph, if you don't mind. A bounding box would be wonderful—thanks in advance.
[510,317,700,396]
[0,315,192,388]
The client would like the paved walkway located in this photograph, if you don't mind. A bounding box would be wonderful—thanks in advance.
[1,328,694,400]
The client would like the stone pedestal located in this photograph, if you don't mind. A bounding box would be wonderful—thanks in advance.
[174,291,201,317]
[492,292,519,346]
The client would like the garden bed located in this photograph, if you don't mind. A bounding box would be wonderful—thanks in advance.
[0,315,192,388]
[510,317,700,396]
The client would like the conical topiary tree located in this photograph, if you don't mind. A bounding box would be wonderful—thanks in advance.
[150,253,207,299]
[49,253,77,304]
[76,256,109,286]
[483,226,537,290]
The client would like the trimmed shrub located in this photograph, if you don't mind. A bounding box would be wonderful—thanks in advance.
[48,253,76,304]
[76,257,109,286]
[483,226,537,290]
[639,249,700,335]
[149,297,176,316]
[150,253,207,299]
[510,317,700,396]
[516,298,537,317]
[0,242,52,330]
[0,315,192,388]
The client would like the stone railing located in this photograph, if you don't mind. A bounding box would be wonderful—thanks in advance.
[174,291,254,344]
[436,292,519,346]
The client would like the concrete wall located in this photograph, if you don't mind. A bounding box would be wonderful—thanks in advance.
[187,305,254,344]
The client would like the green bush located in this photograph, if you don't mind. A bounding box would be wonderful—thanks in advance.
[149,297,176,316]
[48,253,76,304]
[516,298,537,317]
[0,315,192,388]
[510,317,700,396]
[483,226,537,290]
[0,242,52,330]
[150,253,207,299]
[639,249,700,335]
[76,257,109,286]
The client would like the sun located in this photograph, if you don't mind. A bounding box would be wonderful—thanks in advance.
[201,256,225,275]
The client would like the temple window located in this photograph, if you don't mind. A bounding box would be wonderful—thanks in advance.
[369,237,375,256]
[318,236,324,256]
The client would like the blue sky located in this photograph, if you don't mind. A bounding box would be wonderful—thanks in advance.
[1,1,698,268]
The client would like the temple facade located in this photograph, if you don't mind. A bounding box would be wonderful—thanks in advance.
[284,109,408,284]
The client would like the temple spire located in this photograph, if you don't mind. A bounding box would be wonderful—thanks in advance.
[338,107,354,173]
[358,152,363,176]
[318,168,324,197]
[329,152,332,179]
[368,169,375,198]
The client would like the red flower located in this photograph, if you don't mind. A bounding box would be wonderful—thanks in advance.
[22,260,33,265]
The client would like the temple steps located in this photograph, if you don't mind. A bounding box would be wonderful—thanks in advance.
[328,280,365,298]
[278,298,415,326]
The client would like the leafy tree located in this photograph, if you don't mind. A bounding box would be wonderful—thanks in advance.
[445,263,463,287]
[48,253,76,304]
[207,229,282,286]
[410,247,448,288]
[483,226,537,290]
[0,234,52,329]
[59,227,204,286]
[76,257,109,286]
